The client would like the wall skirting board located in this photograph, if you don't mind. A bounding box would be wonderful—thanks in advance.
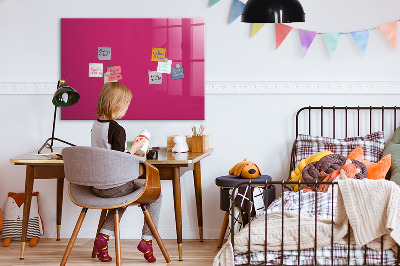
[0,81,400,95]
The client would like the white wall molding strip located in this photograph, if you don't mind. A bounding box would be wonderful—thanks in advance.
[1,81,400,95]
[206,81,400,94]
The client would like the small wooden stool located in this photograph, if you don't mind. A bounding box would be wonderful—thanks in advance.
[215,175,275,248]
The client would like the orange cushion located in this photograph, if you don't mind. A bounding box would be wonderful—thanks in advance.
[347,146,391,180]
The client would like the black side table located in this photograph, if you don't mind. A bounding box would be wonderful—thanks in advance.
[215,175,275,248]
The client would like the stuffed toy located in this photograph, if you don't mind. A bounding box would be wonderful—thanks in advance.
[229,159,261,179]
[348,146,391,180]
[172,135,189,153]
[1,192,44,247]
[289,150,333,191]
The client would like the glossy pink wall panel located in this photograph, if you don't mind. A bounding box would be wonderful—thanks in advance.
[61,18,205,120]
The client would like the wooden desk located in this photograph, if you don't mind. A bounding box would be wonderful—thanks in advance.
[10,147,213,261]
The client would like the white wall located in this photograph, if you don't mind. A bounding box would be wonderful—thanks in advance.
[1,0,400,240]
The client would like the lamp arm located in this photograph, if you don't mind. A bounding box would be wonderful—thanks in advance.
[50,105,57,148]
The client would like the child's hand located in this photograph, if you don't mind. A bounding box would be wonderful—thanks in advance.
[134,149,149,157]
[128,137,147,154]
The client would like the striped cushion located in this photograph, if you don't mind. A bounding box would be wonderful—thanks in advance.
[1,217,40,240]
[295,131,385,167]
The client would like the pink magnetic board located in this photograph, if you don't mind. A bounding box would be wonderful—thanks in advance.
[61,18,205,120]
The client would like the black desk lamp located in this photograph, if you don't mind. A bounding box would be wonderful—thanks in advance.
[241,0,305,23]
[38,80,80,154]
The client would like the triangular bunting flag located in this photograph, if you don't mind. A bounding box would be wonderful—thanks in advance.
[378,21,397,50]
[351,29,370,55]
[209,0,220,7]
[251,23,266,38]
[275,23,292,49]
[298,29,317,58]
[323,33,341,58]
[229,0,245,24]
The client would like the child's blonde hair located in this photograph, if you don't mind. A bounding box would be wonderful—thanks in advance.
[96,82,132,120]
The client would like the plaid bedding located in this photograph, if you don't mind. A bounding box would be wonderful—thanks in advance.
[234,191,397,265]
[294,131,385,166]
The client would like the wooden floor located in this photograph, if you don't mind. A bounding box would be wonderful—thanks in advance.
[0,239,222,265]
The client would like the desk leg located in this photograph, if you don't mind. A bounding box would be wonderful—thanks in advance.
[193,161,203,242]
[56,178,64,241]
[20,165,35,259]
[172,167,183,261]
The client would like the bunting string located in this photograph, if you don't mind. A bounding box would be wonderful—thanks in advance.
[209,0,400,58]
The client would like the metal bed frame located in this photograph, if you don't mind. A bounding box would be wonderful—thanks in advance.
[230,106,400,266]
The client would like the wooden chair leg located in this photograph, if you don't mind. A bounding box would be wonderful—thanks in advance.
[91,209,108,258]
[114,210,121,266]
[60,208,88,266]
[141,205,171,263]
[217,211,230,248]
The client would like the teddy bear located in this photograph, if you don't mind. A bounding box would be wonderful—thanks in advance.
[229,159,261,179]
[1,192,44,247]
[172,135,189,153]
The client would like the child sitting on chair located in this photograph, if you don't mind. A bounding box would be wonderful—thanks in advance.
[91,82,162,263]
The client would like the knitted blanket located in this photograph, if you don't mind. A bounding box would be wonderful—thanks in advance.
[335,178,399,251]
[214,179,400,266]
[213,211,341,266]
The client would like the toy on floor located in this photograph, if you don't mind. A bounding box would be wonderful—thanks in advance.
[229,159,261,179]
[1,192,44,247]
[172,135,189,153]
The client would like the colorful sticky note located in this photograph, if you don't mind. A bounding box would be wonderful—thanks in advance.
[98,47,111,60]
[89,63,103,77]
[108,73,122,81]
[171,64,184,80]
[151,48,166,62]
[157,60,172,74]
[107,65,121,74]
[104,72,118,83]
[148,70,162,85]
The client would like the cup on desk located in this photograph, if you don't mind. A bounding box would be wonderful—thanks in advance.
[146,150,158,160]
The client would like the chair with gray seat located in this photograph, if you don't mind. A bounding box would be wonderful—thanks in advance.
[60,146,171,265]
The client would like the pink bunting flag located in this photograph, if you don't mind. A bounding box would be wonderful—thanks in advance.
[298,29,317,58]
[378,21,398,50]
[275,23,293,49]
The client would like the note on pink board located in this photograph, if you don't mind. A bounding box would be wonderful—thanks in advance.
[107,65,121,74]
[89,63,103,77]
[61,18,205,120]
[108,73,122,81]
[151,48,166,62]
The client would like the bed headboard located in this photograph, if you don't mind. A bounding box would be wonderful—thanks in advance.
[290,106,400,179]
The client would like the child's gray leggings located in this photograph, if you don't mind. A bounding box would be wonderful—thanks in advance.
[92,179,162,240]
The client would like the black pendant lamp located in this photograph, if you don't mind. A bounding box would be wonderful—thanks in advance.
[241,0,305,23]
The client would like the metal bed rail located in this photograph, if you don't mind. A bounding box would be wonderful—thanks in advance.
[230,180,400,266]
[289,106,400,183]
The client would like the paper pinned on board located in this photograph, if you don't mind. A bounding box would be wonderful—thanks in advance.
[98,47,111,60]
[108,73,122,81]
[148,70,162,85]
[157,59,172,74]
[151,48,166,62]
[89,63,103,77]
[104,72,118,83]
[106,65,122,81]
[171,64,184,80]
